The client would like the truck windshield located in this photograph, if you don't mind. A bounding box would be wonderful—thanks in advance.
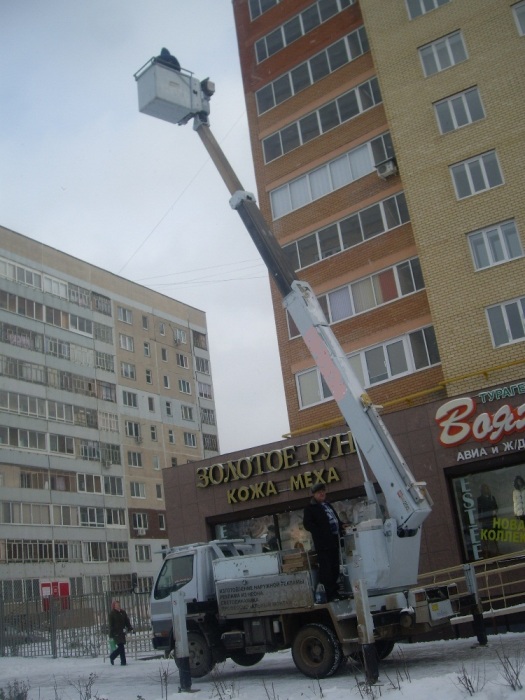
[153,554,194,600]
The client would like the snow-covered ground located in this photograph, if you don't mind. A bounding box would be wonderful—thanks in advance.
[1,633,524,700]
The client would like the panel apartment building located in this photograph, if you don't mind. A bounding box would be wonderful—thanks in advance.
[0,225,219,601]
[231,0,525,436]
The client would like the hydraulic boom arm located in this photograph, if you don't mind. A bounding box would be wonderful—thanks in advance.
[134,58,432,533]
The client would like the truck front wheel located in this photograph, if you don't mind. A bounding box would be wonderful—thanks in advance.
[174,631,215,678]
[292,623,342,678]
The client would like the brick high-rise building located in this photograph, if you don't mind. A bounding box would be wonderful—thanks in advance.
[232,0,525,437]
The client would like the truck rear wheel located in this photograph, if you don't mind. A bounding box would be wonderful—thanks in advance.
[292,623,342,678]
[174,631,215,678]
[230,651,265,667]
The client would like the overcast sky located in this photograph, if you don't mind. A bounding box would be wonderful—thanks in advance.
[0,1,291,453]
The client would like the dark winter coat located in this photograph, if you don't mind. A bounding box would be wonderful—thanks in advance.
[109,608,133,645]
[303,499,344,552]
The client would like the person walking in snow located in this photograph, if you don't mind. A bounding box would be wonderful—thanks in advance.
[108,600,133,666]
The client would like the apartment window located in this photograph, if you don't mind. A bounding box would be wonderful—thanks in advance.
[406,0,450,19]
[174,329,186,347]
[148,397,155,412]
[142,315,149,330]
[159,322,166,336]
[179,379,191,394]
[136,544,152,562]
[166,401,172,416]
[419,31,467,76]
[152,455,160,470]
[161,348,168,362]
[119,333,134,352]
[80,507,104,528]
[132,513,148,530]
[450,151,503,199]
[270,133,393,219]
[78,473,103,494]
[83,541,107,563]
[159,513,166,530]
[168,429,175,444]
[434,87,484,134]
[106,508,126,526]
[150,425,157,441]
[163,375,170,389]
[203,434,218,451]
[130,482,146,498]
[156,483,162,499]
[70,315,93,336]
[256,26,368,114]
[176,353,188,368]
[263,77,381,163]
[469,221,523,271]
[195,357,210,374]
[201,407,216,425]
[284,192,409,271]
[104,475,123,496]
[171,457,178,468]
[198,382,213,400]
[145,369,152,384]
[117,307,133,324]
[49,434,75,455]
[144,342,151,357]
[487,296,525,348]
[122,391,138,408]
[125,421,141,438]
[181,405,194,421]
[120,362,136,380]
[184,432,197,448]
[513,1,525,34]
[249,0,280,20]
[255,0,354,62]
[296,326,440,407]
[192,331,208,350]
[128,451,143,467]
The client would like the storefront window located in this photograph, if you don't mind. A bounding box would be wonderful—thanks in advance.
[451,462,525,561]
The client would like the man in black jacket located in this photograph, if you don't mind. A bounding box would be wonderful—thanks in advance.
[303,484,345,602]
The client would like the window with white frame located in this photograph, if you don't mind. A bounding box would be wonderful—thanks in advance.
[434,87,485,134]
[159,322,166,336]
[122,390,138,407]
[263,77,381,163]
[249,0,280,20]
[119,333,134,352]
[181,405,194,421]
[104,475,123,496]
[70,315,93,336]
[176,353,188,368]
[161,348,168,362]
[78,473,103,494]
[255,0,355,63]
[513,1,525,34]
[175,328,187,344]
[106,508,126,526]
[148,397,155,412]
[165,401,172,416]
[83,541,107,563]
[469,221,523,271]
[201,407,216,425]
[80,506,104,528]
[284,192,409,271]
[256,25,368,114]
[145,369,152,384]
[419,31,467,76]
[163,375,170,389]
[128,451,142,467]
[144,342,150,357]
[120,361,136,380]
[136,544,151,562]
[270,133,393,219]
[296,326,440,408]
[184,432,197,448]
[125,421,141,438]
[49,434,75,455]
[132,512,148,530]
[450,151,503,199]
[152,455,160,470]
[179,379,191,394]
[168,429,175,444]
[198,382,213,400]
[117,307,133,324]
[195,357,210,374]
[486,296,525,348]
[130,482,146,498]
[142,315,149,330]
[156,483,162,499]
[158,513,166,530]
[406,0,450,20]
[150,425,157,441]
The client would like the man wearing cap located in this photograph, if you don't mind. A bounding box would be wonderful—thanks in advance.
[303,484,345,602]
